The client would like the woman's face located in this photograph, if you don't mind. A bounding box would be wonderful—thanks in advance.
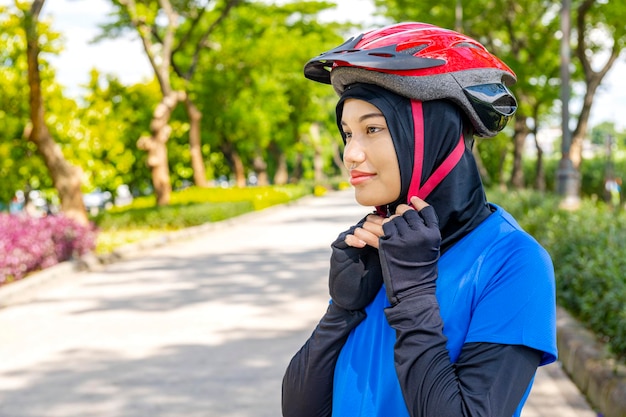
[341,98,401,207]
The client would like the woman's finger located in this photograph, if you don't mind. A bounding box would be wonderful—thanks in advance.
[353,226,380,249]
[362,217,385,238]
[409,196,429,211]
[344,233,367,248]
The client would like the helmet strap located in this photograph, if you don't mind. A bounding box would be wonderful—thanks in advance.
[407,100,466,201]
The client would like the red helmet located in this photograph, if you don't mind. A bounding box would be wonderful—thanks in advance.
[304,22,517,137]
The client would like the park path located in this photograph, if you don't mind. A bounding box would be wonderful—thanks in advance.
[0,190,598,417]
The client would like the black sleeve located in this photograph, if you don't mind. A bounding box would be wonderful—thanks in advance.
[385,295,543,417]
[282,303,365,417]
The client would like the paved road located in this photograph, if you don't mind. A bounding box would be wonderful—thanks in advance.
[0,190,598,417]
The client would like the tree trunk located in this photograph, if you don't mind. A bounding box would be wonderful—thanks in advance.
[569,75,603,170]
[471,141,491,186]
[331,140,348,179]
[220,142,246,187]
[185,98,208,187]
[253,153,269,186]
[24,0,88,226]
[531,107,546,192]
[119,0,181,205]
[137,91,184,205]
[497,148,508,191]
[273,153,289,185]
[232,151,246,187]
[511,116,528,189]
[534,138,546,192]
[570,0,622,170]
[309,123,325,183]
[291,152,303,183]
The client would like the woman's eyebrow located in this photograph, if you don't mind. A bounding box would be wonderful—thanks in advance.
[341,112,385,126]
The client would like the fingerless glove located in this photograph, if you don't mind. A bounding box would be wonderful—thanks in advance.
[378,207,441,306]
[329,219,383,311]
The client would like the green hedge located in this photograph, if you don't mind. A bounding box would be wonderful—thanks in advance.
[93,201,255,230]
[95,184,312,229]
[522,156,626,199]
[488,188,626,360]
[92,184,313,253]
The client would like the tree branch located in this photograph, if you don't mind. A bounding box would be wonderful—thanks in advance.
[576,0,595,80]
[173,0,241,80]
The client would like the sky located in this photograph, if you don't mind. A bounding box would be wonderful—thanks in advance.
[2,0,625,130]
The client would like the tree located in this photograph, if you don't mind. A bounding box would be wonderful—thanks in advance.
[195,1,347,186]
[569,0,626,170]
[101,0,241,205]
[374,0,564,189]
[0,6,38,205]
[590,121,619,146]
[76,70,161,196]
[15,0,88,224]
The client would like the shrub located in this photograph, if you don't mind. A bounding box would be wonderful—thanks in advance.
[94,184,312,229]
[488,188,626,360]
[112,184,313,214]
[92,184,314,253]
[93,201,255,230]
[522,155,626,199]
[0,214,96,284]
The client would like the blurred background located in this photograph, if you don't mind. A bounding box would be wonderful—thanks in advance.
[2,2,626,415]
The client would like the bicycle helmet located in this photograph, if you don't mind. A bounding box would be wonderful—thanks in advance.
[304,22,517,137]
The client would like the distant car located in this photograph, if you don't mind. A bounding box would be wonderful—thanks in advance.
[83,190,113,214]
[114,184,133,207]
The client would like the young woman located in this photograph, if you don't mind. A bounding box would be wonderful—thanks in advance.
[282,22,557,417]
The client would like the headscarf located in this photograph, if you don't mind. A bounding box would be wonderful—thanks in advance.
[335,83,493,252]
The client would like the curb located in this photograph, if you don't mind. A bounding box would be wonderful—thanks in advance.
[557,306,626,417]
[0,261,80,308]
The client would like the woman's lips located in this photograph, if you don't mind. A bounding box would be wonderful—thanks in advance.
[349,170,376,186]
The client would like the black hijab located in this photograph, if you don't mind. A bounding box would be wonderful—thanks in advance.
[336,83,493,252]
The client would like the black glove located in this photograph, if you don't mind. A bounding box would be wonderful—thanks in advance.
[378,206,441,306]
[329,218,383,311]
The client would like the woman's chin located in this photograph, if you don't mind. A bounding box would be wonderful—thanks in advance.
[354,191,387,208]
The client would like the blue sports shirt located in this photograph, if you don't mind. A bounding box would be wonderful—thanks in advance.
[332,204,558,417]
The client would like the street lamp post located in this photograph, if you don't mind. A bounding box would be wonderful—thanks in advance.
[557,0,581,208]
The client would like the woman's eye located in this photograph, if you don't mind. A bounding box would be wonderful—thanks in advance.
[367,126,381,134]
[344,132,353,140]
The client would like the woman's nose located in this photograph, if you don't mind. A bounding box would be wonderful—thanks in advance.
[343,139,365,168]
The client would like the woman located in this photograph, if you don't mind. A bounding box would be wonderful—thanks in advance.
[282,22,557,417]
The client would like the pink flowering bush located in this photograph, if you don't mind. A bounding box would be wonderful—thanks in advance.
[0,213,97,284]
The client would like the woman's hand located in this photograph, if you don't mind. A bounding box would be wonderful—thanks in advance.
[378,196,441,306]
[344,213,385,249]
[389,196,430,217]
[329,215,383,311]
[344,197,431,250]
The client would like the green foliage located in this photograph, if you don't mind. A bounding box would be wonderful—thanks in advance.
[124,183,313,211]
[195,1,347,182]
[488,188,626,360]
[376,0,564,120]
[92,183,313,253]
[171,184,314,210]
[590,121,626,147]
[520,155,626,199]
[2,0,351,209]
[95,183,312,227]
[0,6,61,203]
[77,72,160,195]
[94,200,254,230]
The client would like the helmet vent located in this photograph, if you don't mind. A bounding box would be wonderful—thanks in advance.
[399,44,428,56]
[454,42,480,49]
